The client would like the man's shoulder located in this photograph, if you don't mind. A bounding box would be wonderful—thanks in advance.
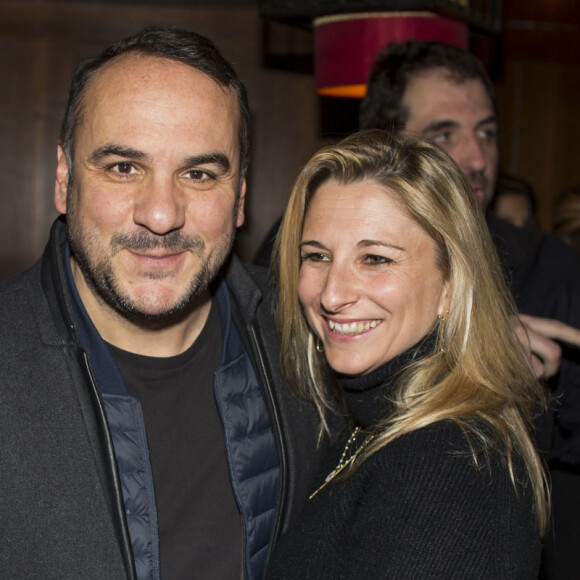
[488,213,580,275]
[0,261,42,307]
[0,261,56,353]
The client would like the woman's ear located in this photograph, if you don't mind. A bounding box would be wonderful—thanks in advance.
[437,281,450,318]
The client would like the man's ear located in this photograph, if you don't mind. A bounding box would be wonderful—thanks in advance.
[236,178,246,228]
[54,145,70,214]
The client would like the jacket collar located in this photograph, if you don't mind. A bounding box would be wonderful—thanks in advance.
[40,216,79,345]
[63,241,128,396]
[219,253,264,325]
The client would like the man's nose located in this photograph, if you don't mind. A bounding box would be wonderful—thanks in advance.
[459,134,487,173]
[132,177,186,235]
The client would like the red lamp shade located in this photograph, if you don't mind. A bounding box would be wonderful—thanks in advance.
[315,11,469,98]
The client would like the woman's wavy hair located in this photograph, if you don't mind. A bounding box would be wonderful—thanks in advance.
[273,129,549,531]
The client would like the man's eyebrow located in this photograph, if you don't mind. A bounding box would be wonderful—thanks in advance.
[87,148,233,174]
[180,153,231,174]
[421,115,498,135]
[88,145,147,164]
[420,119,460,134]
[475,115,498,129]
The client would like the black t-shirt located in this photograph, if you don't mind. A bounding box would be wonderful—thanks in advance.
[108,300,242,578]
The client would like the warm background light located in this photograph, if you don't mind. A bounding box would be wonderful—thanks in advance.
[314,12,468,98]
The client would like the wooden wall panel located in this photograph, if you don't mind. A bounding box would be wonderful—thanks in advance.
[491,0,580,230]
[494,57,580,230]
[0,1,322,277]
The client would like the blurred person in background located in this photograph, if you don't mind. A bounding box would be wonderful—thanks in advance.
[491,175,537,229]
[553,186,580,254]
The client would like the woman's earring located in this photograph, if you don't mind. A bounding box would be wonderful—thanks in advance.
[316,336,325,353]
[437,311,448,354]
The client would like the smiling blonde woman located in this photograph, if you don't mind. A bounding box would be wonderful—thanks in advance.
[267,129,549,579]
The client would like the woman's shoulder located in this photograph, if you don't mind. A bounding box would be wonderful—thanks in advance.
[362,419,533,504]
[373,419,487,459]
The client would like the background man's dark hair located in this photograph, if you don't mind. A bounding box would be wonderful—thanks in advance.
[59,26,250,189]
[359,40,496,132]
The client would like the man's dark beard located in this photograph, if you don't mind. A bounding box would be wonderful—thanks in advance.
[64,171,241,328]
[467,170,491,205]
[68,224,234,328]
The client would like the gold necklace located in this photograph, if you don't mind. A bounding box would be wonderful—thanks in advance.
[309,426,373,500]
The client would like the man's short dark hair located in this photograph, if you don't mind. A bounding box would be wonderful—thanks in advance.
[59,26,250,188]
[359,40,496,132]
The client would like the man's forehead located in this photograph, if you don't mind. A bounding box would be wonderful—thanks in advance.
[402,68,494,129]
[87,52,233,105]
[76,53,240,158]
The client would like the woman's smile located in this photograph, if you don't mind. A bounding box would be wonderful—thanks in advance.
[325,318,382,336]
[298,178,449,376]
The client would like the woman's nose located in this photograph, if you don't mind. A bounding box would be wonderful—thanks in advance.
[319,262,360,313]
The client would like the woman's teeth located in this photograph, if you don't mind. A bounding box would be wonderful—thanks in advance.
[328,320,378,335]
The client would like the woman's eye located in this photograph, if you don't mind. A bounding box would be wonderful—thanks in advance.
[301,252,329,263]
[364,254,392,265]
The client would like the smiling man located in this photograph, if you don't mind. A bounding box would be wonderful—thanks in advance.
[0,27,321,580]
[58,54,243,351]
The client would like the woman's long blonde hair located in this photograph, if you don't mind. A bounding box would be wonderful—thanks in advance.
[273,129,549,532]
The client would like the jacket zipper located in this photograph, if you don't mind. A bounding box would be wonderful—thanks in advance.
[248,322,288,573]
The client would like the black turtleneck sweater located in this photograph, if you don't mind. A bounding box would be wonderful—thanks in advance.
[265,336,540,579]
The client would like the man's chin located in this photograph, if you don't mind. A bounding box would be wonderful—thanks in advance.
[472,187,492,211]
[111,296,200,328]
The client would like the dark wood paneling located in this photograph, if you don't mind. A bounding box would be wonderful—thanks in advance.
[489,0,580,230]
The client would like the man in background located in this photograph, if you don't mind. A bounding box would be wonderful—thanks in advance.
[0,26,322,579]
[491,175,538,229]
[360,40,580,578]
